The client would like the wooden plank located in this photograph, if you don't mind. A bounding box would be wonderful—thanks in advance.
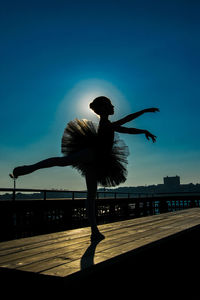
[0,209,198,263]
[0,214,190,265]
[0,210,197,261]
[41,215,200,277]
[0,208,200,279]
[0,214,169,258]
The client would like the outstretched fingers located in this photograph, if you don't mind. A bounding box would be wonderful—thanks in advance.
[151,134,157,143]
[145,131,157,143]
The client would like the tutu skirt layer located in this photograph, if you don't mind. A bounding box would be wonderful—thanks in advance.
[61,119,129,187]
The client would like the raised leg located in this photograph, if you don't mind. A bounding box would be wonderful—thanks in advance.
[12,156,71,178]
[12,148,94,178]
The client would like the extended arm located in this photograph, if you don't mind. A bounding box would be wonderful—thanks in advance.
[113,108,159,126]
[113,125,157,143]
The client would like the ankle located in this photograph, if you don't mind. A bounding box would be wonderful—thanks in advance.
[91,226,100,235]
[90,231,105,242]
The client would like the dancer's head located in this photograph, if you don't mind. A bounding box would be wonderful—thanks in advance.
[89,96,114,116]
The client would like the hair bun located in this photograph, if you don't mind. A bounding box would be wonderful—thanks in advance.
[89,102,94,109]
[89,96,111,114]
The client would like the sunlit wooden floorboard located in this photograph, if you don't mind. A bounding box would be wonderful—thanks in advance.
[1,208,200,279]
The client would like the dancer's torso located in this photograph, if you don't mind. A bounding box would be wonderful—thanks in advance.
[97,119,114,152]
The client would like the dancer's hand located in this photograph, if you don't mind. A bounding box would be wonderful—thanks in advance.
[145,108,160,113]
[145,131,157,143]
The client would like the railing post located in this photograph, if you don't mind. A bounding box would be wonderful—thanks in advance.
[72,191,75,201]
[43,191,46,201]
[135,198,140,218]
[159,198,168,214]
[109,201,115,220]
[124,199,129,218]
[148,198,154,215]
[12,189,16,202]
[190,198,196,208]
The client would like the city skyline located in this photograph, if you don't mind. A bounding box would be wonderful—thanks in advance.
[1,1,200,190]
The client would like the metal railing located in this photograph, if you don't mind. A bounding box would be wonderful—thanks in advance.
[1,188,200,241]
[0,187,148,201]
[2,187,200,201]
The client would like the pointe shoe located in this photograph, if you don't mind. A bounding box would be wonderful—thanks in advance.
[91,232,105,242]
[9,173,16,179]
[10,166,30,179]
[9,173,17,190]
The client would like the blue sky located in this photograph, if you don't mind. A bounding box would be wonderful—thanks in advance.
[0,0,200,190]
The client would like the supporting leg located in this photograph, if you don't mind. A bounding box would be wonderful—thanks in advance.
[85,169,105,241]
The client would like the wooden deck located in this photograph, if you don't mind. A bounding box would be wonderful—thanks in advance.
[1,208,200,296]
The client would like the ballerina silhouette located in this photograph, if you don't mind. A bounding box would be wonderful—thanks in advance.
[10,96,159,241]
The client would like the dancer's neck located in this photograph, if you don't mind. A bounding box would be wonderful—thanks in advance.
[100,114,109,121]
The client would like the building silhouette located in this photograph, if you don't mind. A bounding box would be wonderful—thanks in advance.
[163,176,180,188]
